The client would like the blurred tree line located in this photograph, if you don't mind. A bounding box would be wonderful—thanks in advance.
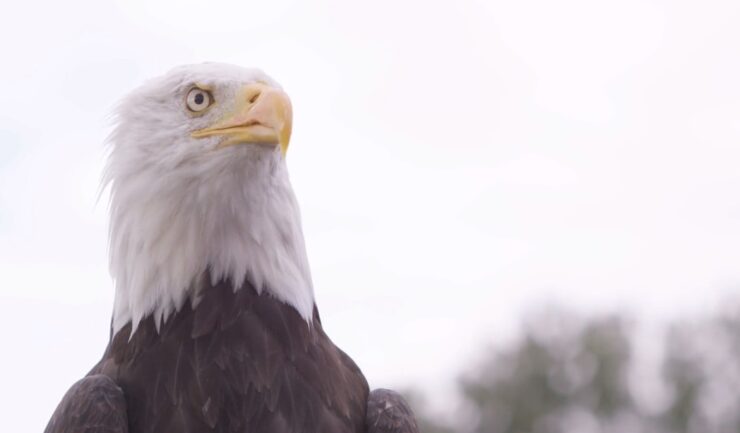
[407,303,740,433]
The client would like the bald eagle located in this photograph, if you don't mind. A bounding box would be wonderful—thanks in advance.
[45,63,419,433]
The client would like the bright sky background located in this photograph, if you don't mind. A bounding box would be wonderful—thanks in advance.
[1,0,739,430]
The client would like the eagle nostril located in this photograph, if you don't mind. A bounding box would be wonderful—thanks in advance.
[249,92,260,104]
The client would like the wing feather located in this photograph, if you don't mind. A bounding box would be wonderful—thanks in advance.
[366,389,420,433]
[45,374,128,433]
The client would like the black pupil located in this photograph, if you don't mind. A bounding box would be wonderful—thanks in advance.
[194,93,205,105]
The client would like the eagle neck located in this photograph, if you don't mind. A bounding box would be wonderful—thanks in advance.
[108,147,315,336]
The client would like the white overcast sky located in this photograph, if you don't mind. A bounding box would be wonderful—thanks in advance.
[1,0,739,430]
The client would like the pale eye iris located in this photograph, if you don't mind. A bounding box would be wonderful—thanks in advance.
[186,88,212,112]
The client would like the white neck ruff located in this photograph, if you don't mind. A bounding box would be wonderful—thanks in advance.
[107,146,314,334]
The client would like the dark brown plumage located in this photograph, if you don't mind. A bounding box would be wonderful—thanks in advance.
[45,375,129,433]
[366,389,420,433]
[45,275,419,433]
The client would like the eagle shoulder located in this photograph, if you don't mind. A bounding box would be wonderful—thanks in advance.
[366,388,420,433]
[45,374,128,433]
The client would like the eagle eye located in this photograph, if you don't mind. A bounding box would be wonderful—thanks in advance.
[186,88,213,112]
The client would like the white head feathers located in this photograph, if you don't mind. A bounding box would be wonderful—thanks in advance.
[104,63,314,334]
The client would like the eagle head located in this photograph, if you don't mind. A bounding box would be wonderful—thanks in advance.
[105,63,313,335]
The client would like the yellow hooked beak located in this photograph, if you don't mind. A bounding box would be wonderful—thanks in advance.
[191,82,293,155]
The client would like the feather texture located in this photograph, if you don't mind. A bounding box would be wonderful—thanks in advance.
[45,375,128,433]
[366,389,420,433]
[90,275,368,433]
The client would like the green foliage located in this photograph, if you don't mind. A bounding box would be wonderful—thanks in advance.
[408,304,740,433]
